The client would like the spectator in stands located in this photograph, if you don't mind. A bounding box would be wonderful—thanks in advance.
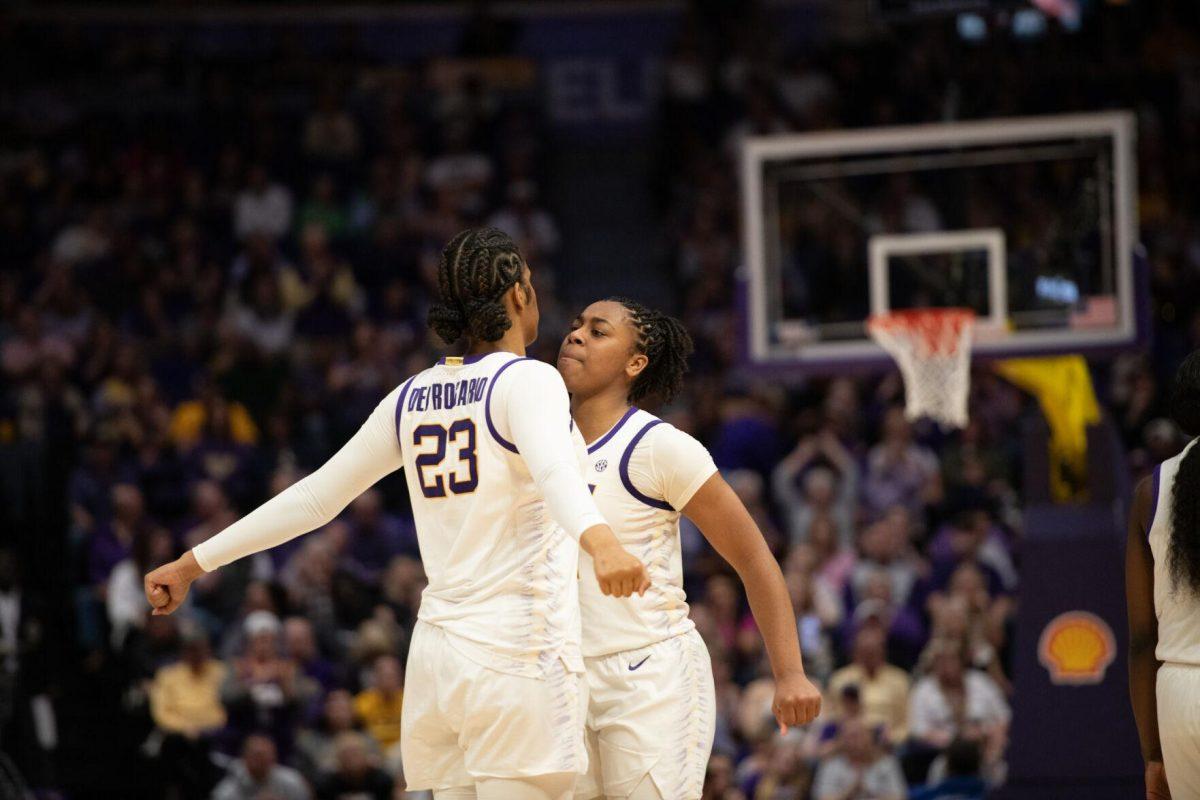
[773,429,859,546]
[927,502,1018,595]
[283,616,337,693]
[847,507,922,610]
[315,731,394,800]
[148,625,226,799]
[107,527,174,649]
[487,180,560,270]
[913,738,988,800]
[923,569,1011,695]
[234,165,294,242]
[847,579,927,673]
[296,689,380,783]
[811,717,906,800]
[862,407,941,521]
[787,570,837,683]
[212,733,311,800]
[303,88,361,167]
[826,625,911,745]
[222,610,318,758]
[796,517,856,597]
[341,489,416,583]
[353,654,405,765]
[744,735,812,798]
[907,638,1010,786]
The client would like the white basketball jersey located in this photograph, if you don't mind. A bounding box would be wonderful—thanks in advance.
[578,407,718,658]
[396,351,584,678]
[1149,438,1200,666]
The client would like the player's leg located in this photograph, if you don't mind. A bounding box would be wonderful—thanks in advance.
[592,630,716,800]
[1157,664,1200,798]
[573,725,603,800]
[476,773,575,800]
[461,655,588,794]
[402,622,474,794]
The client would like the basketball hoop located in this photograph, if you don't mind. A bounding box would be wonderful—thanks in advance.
[867,308,975,429]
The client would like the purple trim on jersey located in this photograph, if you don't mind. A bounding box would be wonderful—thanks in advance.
[484,356,534,454]
[1148,463,1162,538]
[619,419,674,511]
[437,352,493,366]
[394,376,415,449]
[587,406,638,454]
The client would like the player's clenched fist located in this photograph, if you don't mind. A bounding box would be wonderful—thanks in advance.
[580,524,651,598]
[772,670,823,732]
[144,550,205,616]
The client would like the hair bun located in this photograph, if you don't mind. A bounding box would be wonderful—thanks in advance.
[463,297,513,342]
[427,302,467,345]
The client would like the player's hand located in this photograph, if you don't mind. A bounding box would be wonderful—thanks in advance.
[580,525,650,597]
[1146,760,1171,800]
[593,544,650,598]
[144,551,205,616]
[773,670,822,733]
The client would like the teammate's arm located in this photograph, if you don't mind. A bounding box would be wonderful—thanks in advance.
[1126,475,1171,800]
[144,386,407,615]
[502,362,649,597]
[643,426,821,729]
[683,472,822,730]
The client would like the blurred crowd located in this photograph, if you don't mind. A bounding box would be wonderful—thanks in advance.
[0,3,1198,800]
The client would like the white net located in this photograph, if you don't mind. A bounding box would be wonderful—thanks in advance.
[867,309,975,429]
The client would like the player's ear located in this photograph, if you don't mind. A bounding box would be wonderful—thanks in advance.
[507,280,527,312]
[626,353,648,381]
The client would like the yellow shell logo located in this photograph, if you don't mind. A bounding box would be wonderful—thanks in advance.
[1038,611,1116,685]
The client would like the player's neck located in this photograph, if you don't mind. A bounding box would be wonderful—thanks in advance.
[571,388,632,447]
[464,328,526,358]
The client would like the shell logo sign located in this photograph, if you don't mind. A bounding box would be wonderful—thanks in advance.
[1038,611,1116,685]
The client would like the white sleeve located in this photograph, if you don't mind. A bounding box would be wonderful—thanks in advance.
[498,360,607,540]
[628,424,718,511]
[192,384,406,571]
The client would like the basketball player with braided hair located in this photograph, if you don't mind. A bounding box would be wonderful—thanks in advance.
[557,298,822,800]
[145,228,649,800]
[1128,349,1200,800]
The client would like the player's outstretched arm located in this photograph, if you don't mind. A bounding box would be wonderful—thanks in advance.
[503,361,649,598]
[145,387,406,615]
[683,472,822,731]
[1126,476,1170,799]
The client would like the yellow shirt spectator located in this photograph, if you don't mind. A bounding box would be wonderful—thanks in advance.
[353,688,404,750]
[169,400,259,447]
[355,654,405,751]
[150,658,228,736]
[827,663,911,743]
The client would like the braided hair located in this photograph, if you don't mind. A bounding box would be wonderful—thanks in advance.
[1169,350,1200,594]
[608,297,693,404]
[427,227,528,344]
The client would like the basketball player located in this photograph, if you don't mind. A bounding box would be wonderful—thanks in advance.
[557,298,822,800]
[1127,350,1200,800]
[144,228,650,800]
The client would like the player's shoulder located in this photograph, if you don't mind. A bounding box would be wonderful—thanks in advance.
[630,412,711,465]
[637,413,705,450]
[487,354,559,382]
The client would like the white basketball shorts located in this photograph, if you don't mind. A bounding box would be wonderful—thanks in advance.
[401,621,588,791]
[575,629,716,800]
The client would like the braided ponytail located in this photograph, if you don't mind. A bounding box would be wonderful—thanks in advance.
[428,227,527,345]
[1169,350,1200,594]
[608,297,693,404]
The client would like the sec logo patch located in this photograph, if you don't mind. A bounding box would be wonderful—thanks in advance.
[595,459,608,472]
